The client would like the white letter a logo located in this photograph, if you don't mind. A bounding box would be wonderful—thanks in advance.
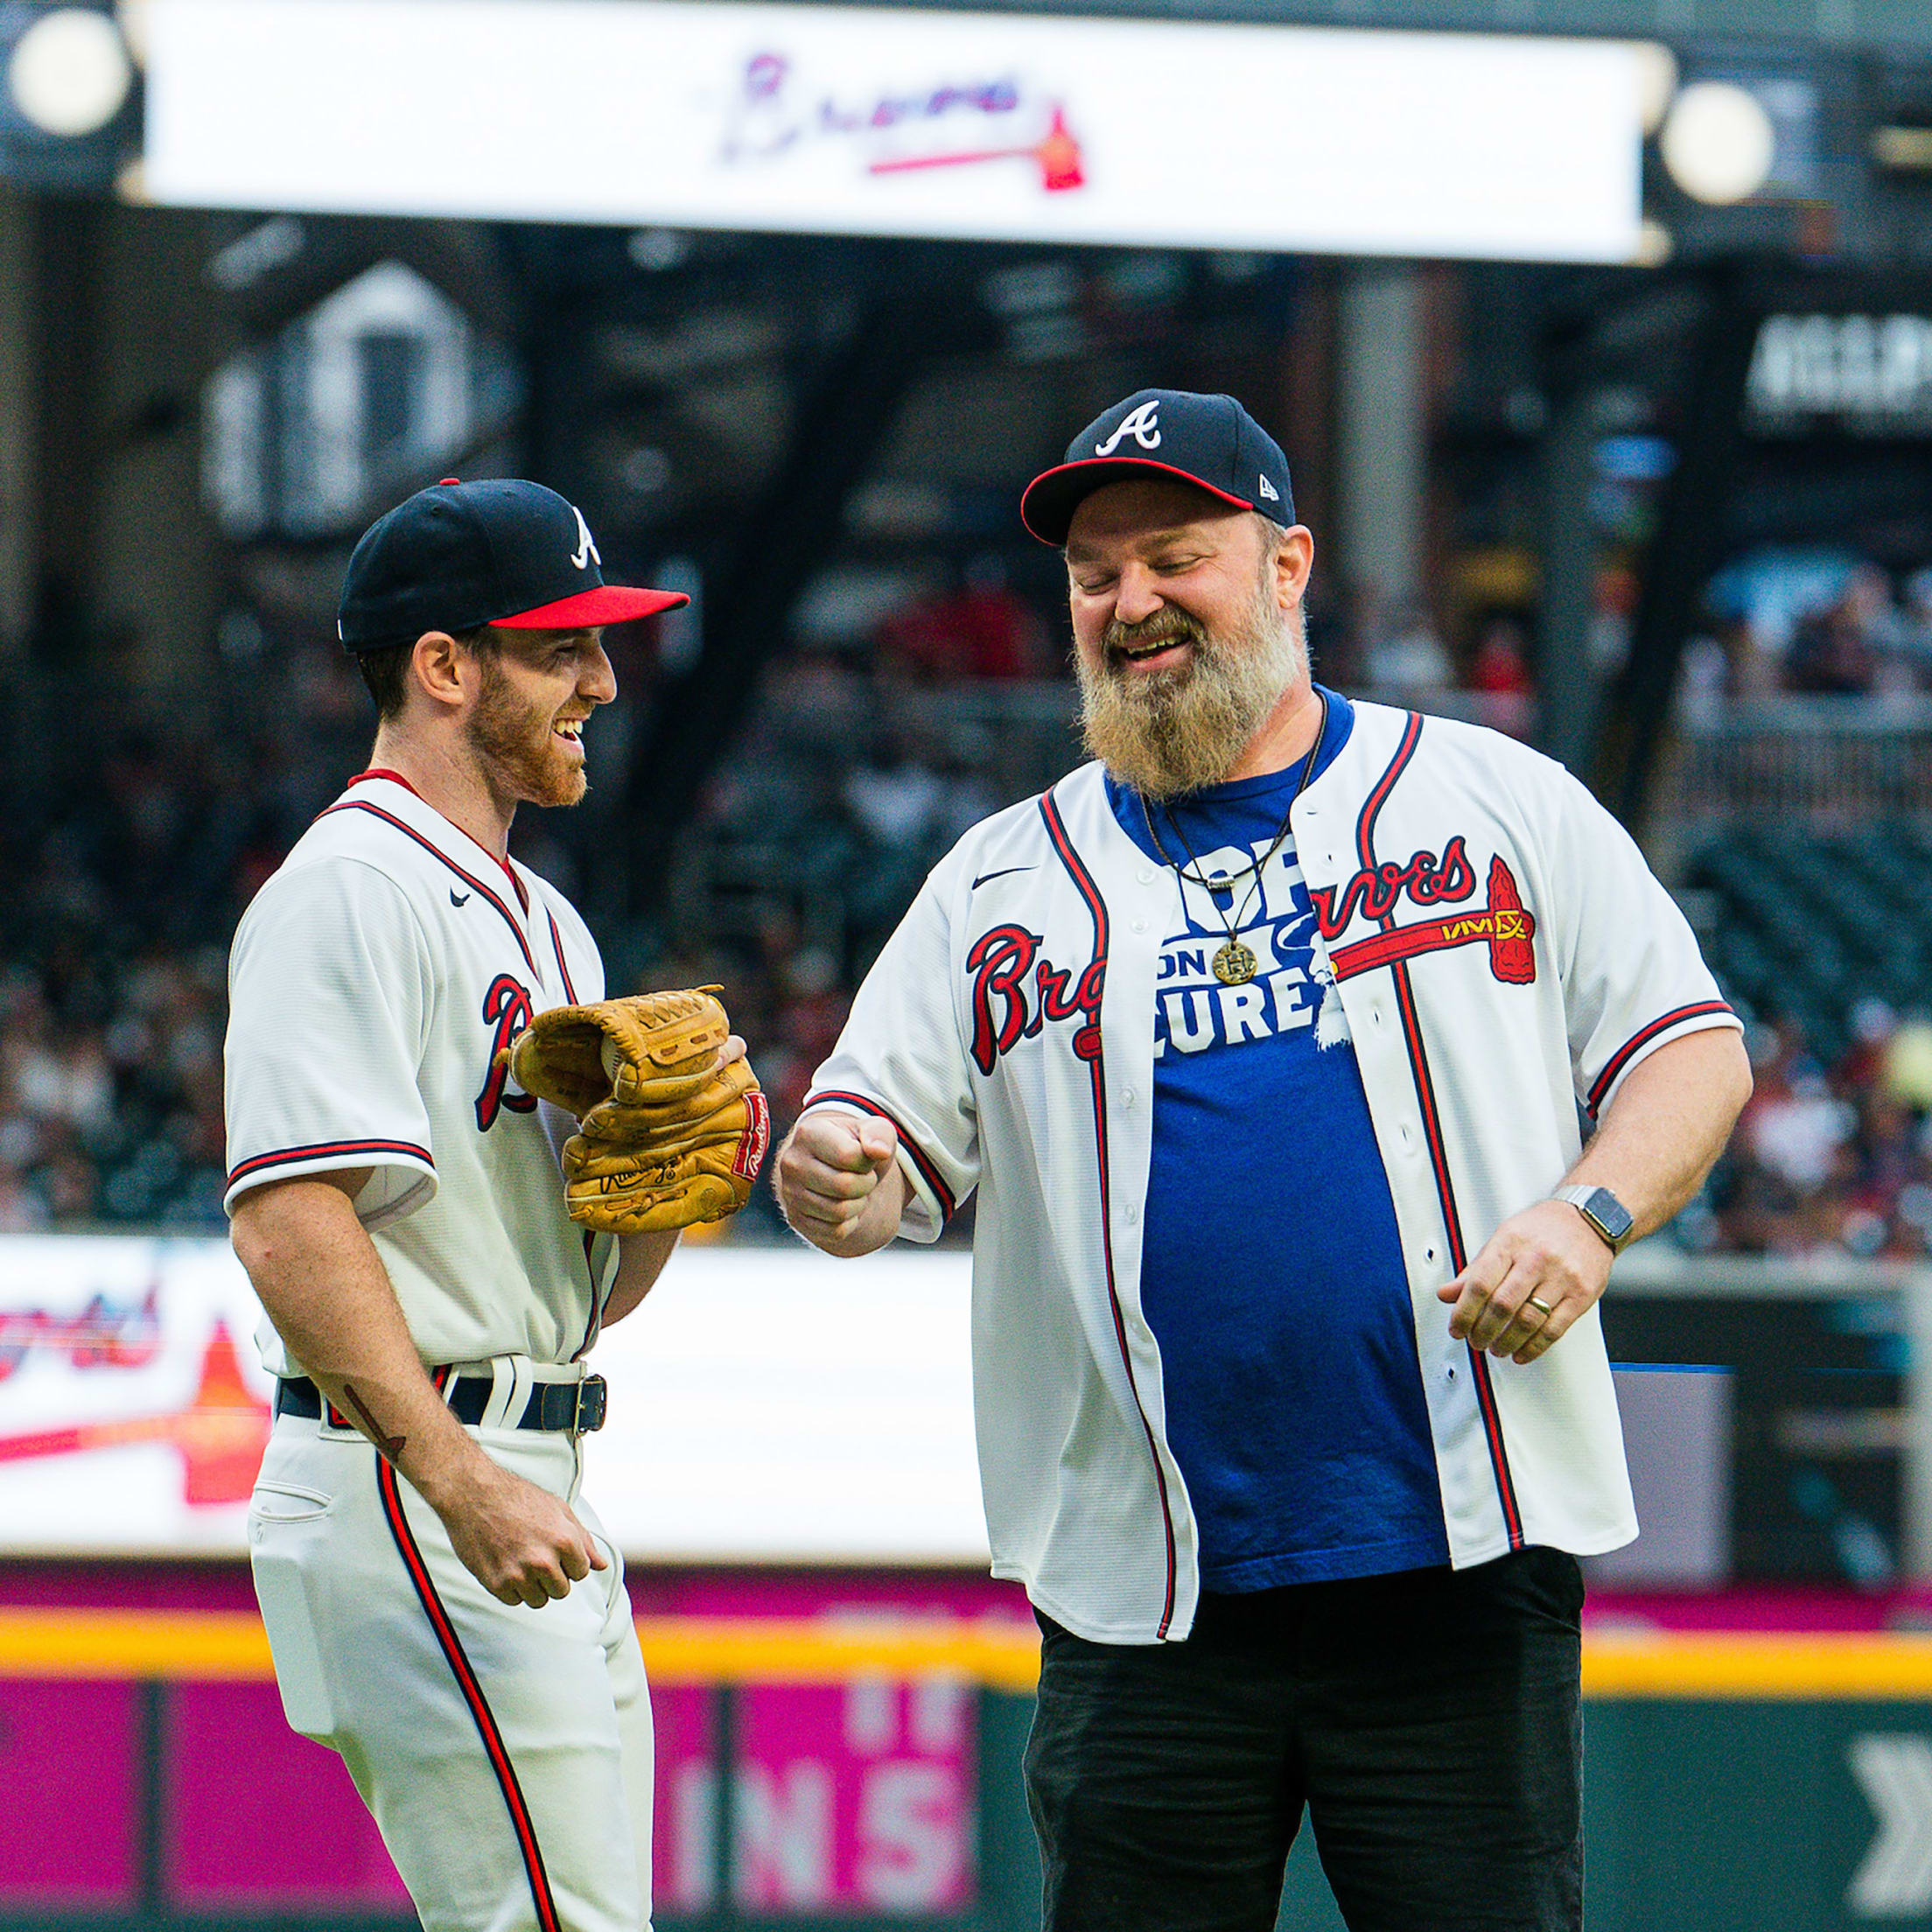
[1096,400,1161,455]
[570,505,601,571]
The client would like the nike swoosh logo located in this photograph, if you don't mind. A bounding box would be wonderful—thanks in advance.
[971,865,1036,890]
[450,889,471,906]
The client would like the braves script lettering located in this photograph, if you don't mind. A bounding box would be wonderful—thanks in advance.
[1310,836,1476,940]
[724,51,1022,163]
[474,974,538,1130]
[966,926,1104,1074]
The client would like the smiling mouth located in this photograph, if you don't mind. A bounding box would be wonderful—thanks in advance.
[553,718,586,747]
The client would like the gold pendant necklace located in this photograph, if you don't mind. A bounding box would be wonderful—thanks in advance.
[1213,938,1258,986]
[1138,693,1326,991]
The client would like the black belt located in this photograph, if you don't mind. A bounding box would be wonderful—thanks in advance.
[275,1373,607,1434]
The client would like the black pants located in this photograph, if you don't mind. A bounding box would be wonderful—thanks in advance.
[1024,1547,1584,1932]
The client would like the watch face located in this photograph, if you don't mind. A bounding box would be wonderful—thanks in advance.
[1586,1187,1634,1243]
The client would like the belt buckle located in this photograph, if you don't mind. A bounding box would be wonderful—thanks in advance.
[572,1375,608,1434]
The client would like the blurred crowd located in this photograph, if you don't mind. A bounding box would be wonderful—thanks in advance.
[0,648,373,1234]
[1681,1003,1932,1262]
[4,552,1926,1255]
[1686,552,1932,711]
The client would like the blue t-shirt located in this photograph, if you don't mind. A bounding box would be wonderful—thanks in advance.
[1107,694,1449,1591]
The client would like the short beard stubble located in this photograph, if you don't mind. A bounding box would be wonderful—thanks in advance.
[465,648,588,809]
[1075,556,1307,802]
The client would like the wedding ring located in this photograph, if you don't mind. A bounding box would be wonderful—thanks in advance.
[1526,1296,1556,1318]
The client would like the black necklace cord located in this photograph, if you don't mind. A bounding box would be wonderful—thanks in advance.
[1135,690,1327,942]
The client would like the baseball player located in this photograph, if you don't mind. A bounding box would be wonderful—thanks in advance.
[777,390,1754,1931]
[225,480,766,1932]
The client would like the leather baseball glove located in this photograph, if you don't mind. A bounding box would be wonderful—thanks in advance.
[502,987,769,1234]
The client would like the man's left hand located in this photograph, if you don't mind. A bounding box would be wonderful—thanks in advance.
[1437,1200,1613,1365]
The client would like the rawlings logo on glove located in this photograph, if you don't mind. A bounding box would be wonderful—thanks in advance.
[499,987,768,1235]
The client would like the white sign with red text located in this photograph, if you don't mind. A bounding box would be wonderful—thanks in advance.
[0,1235,986,1561]
[146,0,1646,263]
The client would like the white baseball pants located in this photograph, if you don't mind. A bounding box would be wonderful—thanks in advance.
[248,1402,653,1932]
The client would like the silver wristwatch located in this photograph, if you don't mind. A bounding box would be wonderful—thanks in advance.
[1551,1184,1635,1254]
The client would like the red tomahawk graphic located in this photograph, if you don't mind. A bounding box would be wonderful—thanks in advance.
[0,1321,270,1507]
[869,104,1085,192]
[1329,857,1537,986]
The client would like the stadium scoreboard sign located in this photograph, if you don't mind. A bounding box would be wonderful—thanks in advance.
[144,0,1648,263]
[1746,312,1932,434]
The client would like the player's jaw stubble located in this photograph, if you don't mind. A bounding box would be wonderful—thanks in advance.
[466,654,591,809]
[1076,573,1307,802]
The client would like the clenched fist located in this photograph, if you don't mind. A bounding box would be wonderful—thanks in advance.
[776,1111,906,1257]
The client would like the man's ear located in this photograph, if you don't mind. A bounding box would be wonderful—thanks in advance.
[1274,525,1315,613]
[409,630,470,711]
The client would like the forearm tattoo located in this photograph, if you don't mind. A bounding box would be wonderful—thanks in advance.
[339,1382,406,1462]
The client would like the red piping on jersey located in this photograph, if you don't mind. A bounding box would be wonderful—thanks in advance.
[228,1138,433,1187]
[802,1091,956,1222]
[374,1452,561,1932]
[347,767,423,798]
[1040,789,1180,1641]
[547,911,579,1004]
[319,800,540,978]
[1350,714,1522,1551]
[343,771,528,901]
[1586,1000,1735,1116]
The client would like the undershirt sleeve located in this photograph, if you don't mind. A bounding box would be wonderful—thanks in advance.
[222,858,438,1224]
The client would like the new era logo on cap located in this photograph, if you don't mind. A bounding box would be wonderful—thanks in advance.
[1019,388,1294,545]
[337,478,685,654]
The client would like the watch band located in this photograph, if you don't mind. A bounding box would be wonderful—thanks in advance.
[1551,1184,1635,1254]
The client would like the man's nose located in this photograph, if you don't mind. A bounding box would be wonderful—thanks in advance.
[1112,564,1165,626]
[583,644,618,704]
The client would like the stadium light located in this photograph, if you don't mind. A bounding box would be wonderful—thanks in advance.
[8,7,133,137]
[1659,80,1776,206]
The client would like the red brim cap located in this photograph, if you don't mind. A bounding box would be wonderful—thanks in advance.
[1019,458,1255,546]
[489,584,690,629]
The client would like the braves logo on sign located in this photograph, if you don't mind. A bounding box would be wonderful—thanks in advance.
[570,505,600,571]
[1095,400,1161,455]
[966,924,1104,1073]
[475,974,538,1130]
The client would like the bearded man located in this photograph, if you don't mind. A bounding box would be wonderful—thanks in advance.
[777,392,1751,1932]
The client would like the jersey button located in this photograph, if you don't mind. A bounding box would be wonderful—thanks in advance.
[1122,1087,1137,1106]
[1137,866,1155,886]
[1131,917,1147,934]
[1124,1204,1139,1225]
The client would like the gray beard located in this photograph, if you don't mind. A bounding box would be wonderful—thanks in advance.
[1075,588,1306,802]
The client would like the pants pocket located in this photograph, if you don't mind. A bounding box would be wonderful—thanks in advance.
[249,1484,340,1740]
[250,1481,332,1523]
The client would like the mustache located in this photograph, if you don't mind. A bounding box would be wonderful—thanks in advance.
[1102,608,1208,657]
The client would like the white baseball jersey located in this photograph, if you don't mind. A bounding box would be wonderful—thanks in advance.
[226,766,656,1932]
[224,768,617,1376]
[805,693,1740,1646]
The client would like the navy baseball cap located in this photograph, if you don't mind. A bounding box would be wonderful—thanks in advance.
[1019,389,1294,546]
[337,478,689,653]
